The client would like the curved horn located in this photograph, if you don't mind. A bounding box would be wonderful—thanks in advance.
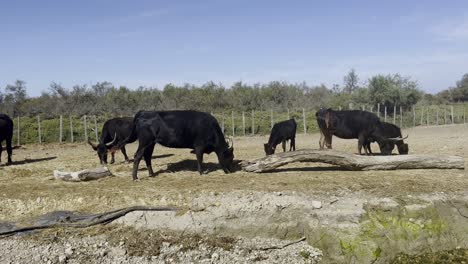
[387,134,409,141]
[226,136,233,148]
[105,133,117,146]
[87,140,98,150]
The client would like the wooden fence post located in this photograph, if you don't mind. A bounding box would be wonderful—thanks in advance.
[436,107,439,125]
[242,111,245,136]
[302,108,307,135]
[94,115,98,140]
[287,108,290,120]
[412,105,416,127]
[69,115,74,143]
[59,115,63,143]
[377,103,380,118]
[37,115,42,144]
[393,105,396,124]
[251,110,255,135]
[426,107,429,126]
[444,106,447,125]
[270,109,274,129]
[339,106,342,111]
[221,112,225,134]
[399,106,403,128]
[84,115,88,142]
[451,105,454,125]
[17,116,20,146]
[370,106,374,113]
[362,105,365,111]
[420,107,424,126]
[460,105,466,124]
[231,111,235,137]
[384,106,387,122]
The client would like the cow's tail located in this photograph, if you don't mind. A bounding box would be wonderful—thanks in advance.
[112,112,140,150]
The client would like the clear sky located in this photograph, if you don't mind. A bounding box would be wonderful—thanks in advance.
[1,0,467,96]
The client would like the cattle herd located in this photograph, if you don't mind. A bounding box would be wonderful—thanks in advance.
[0,108,408,180]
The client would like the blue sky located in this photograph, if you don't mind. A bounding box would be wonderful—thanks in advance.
[1,0,468,96]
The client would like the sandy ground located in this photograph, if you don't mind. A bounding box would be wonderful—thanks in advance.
[1,125,466,218]
[1,124,467,263]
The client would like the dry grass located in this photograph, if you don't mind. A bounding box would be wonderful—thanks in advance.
[1,125,467,221]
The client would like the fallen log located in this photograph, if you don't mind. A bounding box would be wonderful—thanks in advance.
[241,149,465,172]
[54,167,112,181]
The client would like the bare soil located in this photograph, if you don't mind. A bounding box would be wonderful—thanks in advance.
[1,124,467,263]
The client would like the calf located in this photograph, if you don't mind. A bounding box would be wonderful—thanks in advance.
[316,108,407,155]
[88,117,137,164]
[365,122,409,155]
[264,119,297,156]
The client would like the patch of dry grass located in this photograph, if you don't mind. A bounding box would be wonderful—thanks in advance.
[1,125,467,221]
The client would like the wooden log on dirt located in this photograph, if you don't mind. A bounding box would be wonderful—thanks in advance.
[241,149,465,172]
[54,167,112,182]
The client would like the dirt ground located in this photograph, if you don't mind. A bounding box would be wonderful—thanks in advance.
[1,125,467,218]
[1,124,467,263]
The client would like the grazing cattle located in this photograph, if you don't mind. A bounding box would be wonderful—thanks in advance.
[125,110,234,180]
[0,114,13,165]
[264,119,297,155]
[315,109,405,155]
[365,122,409,155]
[87,117,136,164]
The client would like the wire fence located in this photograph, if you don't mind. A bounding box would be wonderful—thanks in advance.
[9,104,468,145]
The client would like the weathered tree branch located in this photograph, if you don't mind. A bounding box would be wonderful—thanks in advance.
[0,206,177,237]
[54,167,112,181]
[241,149,465,172]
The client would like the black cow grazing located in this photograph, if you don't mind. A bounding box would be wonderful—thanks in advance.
[264,119,297,156]
[88,117,136,164]
[127,110,234,180]
[0,114,13,165]
[315,109,405,155]
[365,122,409,155]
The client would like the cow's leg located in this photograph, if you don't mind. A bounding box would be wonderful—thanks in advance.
[366,141,373,155]
[110,151,115,164]
[195,146,205,175]
[358,134,367,155]
[144,143,156,177]
[290,137,296,151]
[319,132,325,149]
[6,137,12,164]
[327,134,333,149]
[0,142,3,164]
[121,146,130,163]
[132,145,145,181]
[282,140,286,152]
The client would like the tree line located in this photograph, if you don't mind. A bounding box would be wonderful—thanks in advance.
[0,71,466,118]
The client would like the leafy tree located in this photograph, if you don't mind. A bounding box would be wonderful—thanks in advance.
[343,69,359,94]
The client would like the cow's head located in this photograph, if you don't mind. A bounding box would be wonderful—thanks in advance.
[219,137,235,173]
[264,143,275,156]
[88,133,117,164]
[397,142,409,155]
[377,135,408,155]
[377,141,395,155]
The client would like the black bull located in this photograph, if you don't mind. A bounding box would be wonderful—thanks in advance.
[0,114,13,164]
[118,110,235,180]
[88,117,137,164]
[316,109,407,155]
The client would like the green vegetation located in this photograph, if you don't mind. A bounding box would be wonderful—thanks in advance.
[2,71,468,144]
